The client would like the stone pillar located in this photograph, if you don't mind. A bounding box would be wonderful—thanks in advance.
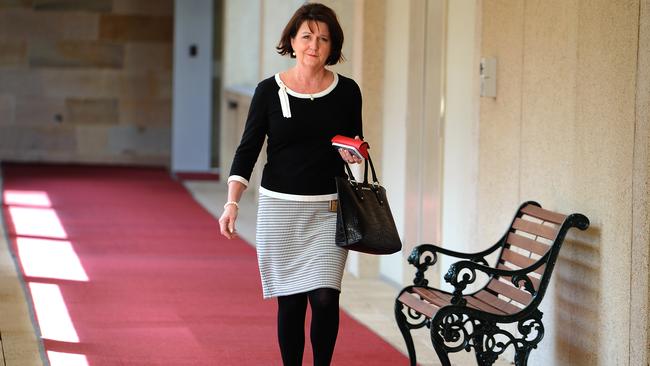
[222,0,261,88]
[632,1,650,364]
[172,0,214,173]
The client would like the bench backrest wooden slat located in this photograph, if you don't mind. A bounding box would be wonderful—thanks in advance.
[487,279,532,306]
[506,232,550,257]
[497,263,542,289]
[500,248,544,275]
[512,218,558,241]
[520,204,567,224]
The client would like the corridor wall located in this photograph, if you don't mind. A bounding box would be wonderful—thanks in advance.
[478,0,649,365]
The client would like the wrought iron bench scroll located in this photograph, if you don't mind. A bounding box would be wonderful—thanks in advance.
[394,201,589,366]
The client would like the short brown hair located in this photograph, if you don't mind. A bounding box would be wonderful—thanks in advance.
[276,3,344,65]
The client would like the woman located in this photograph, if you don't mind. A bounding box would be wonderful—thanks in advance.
[218,3,363,365]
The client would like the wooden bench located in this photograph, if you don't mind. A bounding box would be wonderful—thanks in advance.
[394,201,589,366]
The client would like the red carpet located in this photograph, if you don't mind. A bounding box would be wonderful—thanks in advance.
[1,163,408,366]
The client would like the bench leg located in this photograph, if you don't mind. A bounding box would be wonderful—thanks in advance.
[394,301,417,366]
[514,347,532,366]
[474,349,497,366]
[473,334,489,366]
[473,324,498,366]
[431,332,452,366]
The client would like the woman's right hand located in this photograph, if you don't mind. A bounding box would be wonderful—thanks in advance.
[219,205,238,239]
[337,135,364,164]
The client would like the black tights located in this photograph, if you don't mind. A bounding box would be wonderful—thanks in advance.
[277,288,340,366]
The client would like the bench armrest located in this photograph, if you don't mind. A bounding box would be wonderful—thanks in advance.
[407,242,501,286]
[443,257,545,306]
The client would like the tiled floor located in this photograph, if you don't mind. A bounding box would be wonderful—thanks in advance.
[0,172,510,365]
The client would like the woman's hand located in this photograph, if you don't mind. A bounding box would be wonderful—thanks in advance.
[338,135,364,164]
[220,181,246,239]
[219,204,238,239]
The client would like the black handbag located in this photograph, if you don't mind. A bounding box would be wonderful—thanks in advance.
[334,155,402,255]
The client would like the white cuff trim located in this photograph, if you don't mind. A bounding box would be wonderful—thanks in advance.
[227,175,249,187]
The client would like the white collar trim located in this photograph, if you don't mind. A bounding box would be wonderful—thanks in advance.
[274,72,339,99]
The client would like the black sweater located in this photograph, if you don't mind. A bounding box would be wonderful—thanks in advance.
[229,73,363,196]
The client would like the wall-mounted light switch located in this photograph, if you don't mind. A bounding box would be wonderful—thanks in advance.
[480,57,497,98]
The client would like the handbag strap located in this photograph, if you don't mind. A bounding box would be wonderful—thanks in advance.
[343,153,380,185]
[366,155,379,185]
[343,161,356,182]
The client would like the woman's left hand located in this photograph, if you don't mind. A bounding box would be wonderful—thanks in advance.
[338,135,364,164]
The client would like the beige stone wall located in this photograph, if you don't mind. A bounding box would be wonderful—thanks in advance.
[479,0,644,364]
[635,1,650,363]
[0,0,173,165]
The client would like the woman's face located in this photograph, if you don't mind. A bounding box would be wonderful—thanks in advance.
[290,20,331,69]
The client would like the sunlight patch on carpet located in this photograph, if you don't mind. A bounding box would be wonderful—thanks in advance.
[30,283,80,343]
[47,351,89,366]
[17,237,88,281]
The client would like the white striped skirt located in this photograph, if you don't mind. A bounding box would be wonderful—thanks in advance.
[256,194,348,298]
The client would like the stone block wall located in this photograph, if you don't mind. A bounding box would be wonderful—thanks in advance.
[0,0,173,165]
